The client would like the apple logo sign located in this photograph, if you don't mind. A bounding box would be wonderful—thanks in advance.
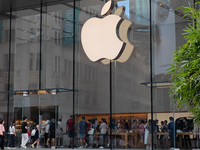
[81,0,134,64]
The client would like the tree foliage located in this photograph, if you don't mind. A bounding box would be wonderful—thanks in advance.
[169,2,200,124]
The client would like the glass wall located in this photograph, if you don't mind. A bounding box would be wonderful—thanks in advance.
[5,1,74,148]
[0,4,11,142]
[152,0,198,149]
[75,0,110,148]
[0,0,198,149]
[112,0,151,149]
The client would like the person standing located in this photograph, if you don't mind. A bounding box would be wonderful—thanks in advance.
[99,118,107,149]
[78,116,88,148]
[182,118,191,148]
[138,120,145,146]
[8,121,16,149]
[0,119,5,150]
[108,119,116,148]
[66,115,74,148]
[50,116,56,149]
[167,117,176,148]
[21,116,28,149]
[56,118,63,147]
[144,120,151,149]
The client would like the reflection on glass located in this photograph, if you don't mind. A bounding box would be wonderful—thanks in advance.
[0,0,198,149]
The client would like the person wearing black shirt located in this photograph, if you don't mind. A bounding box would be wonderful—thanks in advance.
[50,116,56,149]
[182,118,191,148]
[21,116,28,149]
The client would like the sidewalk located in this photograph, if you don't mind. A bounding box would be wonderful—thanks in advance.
[4,148,108,150]
[4,148,147,150]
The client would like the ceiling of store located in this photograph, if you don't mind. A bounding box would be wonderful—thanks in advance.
[0,0,74,13]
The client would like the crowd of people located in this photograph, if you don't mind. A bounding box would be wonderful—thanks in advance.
[19,116,62,149]
[0,116,63,150]
[68,116,195,149]
[0,115,196,149]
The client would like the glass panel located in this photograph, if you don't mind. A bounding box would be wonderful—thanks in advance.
[152,0,194,149]
[112,0,150,149]
[0,10,10,148]
[11,9,40,91]
[75,0,110,149]
[12,94,39,147]
[10,92,59,148]
[41,2,73,90]
[8,7,41,149]
[42,2,74,148]
[57,92,73,148]
[39,94,57,148]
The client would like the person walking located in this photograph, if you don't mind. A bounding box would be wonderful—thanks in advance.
[21,116,28,149]
[31,125,39,148]
[8,121,16,149]
[78,116,88,148]
[43,119,50,148]
[0,119,5,150]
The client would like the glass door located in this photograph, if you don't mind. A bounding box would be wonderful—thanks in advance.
[13,94,40,147]
[39,93,58,148]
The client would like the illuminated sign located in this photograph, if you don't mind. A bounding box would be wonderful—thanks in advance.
[81,0,134,64]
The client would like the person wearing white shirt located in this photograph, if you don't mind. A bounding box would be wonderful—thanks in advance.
[99,119,107,148]
[56,118,63,147]
[43,119,50,148]
[8,121,16,149]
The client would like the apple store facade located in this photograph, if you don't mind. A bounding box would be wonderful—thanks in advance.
[0,0,198,149]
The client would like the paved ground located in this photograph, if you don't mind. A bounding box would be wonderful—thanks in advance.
[3,148,149,150]
[3,148,184,150]
[5,148,200,150]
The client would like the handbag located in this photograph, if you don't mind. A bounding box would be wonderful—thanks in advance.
[88,128,94,135]
[31,129,36,136]
[28,130,31,136]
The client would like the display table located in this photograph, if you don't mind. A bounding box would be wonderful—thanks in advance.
[157,131,196,148]
[96,130,139,148]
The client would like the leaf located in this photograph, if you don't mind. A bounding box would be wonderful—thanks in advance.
[168,2,200,124]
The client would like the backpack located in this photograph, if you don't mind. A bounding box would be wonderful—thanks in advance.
[50,120,55,132]
[31,128,36,136]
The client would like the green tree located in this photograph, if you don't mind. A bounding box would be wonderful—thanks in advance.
[169,2,200,124]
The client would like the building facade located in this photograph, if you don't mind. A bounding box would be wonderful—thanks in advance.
[0,0,198,149]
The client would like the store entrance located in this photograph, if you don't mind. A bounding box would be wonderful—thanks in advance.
[10,88,71,148]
